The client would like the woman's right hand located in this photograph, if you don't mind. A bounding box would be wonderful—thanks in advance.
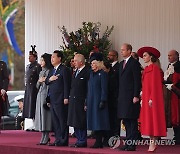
[148,99,152,107]
[39,77,46,82]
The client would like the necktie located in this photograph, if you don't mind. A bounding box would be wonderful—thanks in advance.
[53,68,56,75]
[75,70,80,77]
[123,60,126,69]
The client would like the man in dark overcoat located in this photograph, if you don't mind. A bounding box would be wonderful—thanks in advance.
[23,46,41,121]
[46,50,71,146]
[118,43,141,151]
[68,54,89,147]
[107,50,120,138]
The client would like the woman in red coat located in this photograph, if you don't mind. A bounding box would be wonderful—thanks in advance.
[137,47,166,152]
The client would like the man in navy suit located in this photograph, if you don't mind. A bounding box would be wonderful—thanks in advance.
[118,43,141,151]
[46,50,71,146]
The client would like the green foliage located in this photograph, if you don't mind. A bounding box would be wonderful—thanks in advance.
[59,22,114,62]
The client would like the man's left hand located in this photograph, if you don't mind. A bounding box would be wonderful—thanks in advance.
[133,97,139,104]
[64,99,69,105]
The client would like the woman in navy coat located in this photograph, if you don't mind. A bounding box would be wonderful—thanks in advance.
[86,52,110,148]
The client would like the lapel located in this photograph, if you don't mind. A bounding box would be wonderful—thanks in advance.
[74,66,86,78]
[29,61,37,69]
[112,62,119,70]
[51,64,62,76]
[120,56,133,75]
[55,64,62,75]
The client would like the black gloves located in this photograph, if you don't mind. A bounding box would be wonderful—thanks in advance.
[46,96,50,103]
[44,96,50,110]
[99,101,106,109]
[43,103,50,110]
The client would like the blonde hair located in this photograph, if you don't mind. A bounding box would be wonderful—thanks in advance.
[91,60,104,70]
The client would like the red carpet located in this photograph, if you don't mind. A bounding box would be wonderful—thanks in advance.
[0,130,179,154]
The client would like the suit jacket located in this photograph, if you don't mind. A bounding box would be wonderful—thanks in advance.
[67,66,89,129]
[0,61,9,91]
[117,56,141,119]
[45,64,71,103]
[108,62,120,100]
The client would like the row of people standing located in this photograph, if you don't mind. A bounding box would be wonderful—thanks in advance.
[118,44,179,151]
[23,49,71,146]
[23,48,120,147]
[22,44,180,152]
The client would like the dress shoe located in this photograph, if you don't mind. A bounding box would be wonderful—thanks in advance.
[90,143,103,148]
[26,129,38,132]
[40,138,50,145]
[175,140,180,145]
[48,142,56,146]
[69,143,78,147]
[148,146,157,152]
[119,145,128,151]
[126,146,136,151]
[55,142,68,146]
[75,143,87,148]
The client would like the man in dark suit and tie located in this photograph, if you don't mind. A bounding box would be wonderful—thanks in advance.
[46,50,71,146]
[68,54,89,148]
[118,43,141,151]
[104,50,120,145]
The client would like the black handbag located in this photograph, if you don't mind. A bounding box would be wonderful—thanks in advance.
[43,95,50,110]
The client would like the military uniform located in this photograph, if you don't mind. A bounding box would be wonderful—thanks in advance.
[0,61,9,120]
[23,61,41,118]
[0,61,9,91]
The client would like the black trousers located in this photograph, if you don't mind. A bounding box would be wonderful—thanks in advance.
[50,103,69,145]
[123,118,138,146]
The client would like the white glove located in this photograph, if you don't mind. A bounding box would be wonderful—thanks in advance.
[140,100,142,107]
[165,84,173,90]
[1,89,6,96]
[148,99,152,107]
[140,91,142,97]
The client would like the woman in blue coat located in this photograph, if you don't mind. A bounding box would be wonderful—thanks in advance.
[86,52,110,148]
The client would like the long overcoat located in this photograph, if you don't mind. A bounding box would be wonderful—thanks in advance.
[87,69,110,131]
[117,57,141,119]
[67,66,89,129]
[140,64,166,137]
[23,61,41,118]
[34,68,51,131]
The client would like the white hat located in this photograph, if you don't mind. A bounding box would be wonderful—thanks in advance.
[14,95,24,102]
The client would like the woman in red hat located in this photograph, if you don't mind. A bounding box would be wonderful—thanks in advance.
[137,47,167,152]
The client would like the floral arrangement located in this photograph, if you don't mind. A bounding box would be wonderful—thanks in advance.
[59,22,114,63]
